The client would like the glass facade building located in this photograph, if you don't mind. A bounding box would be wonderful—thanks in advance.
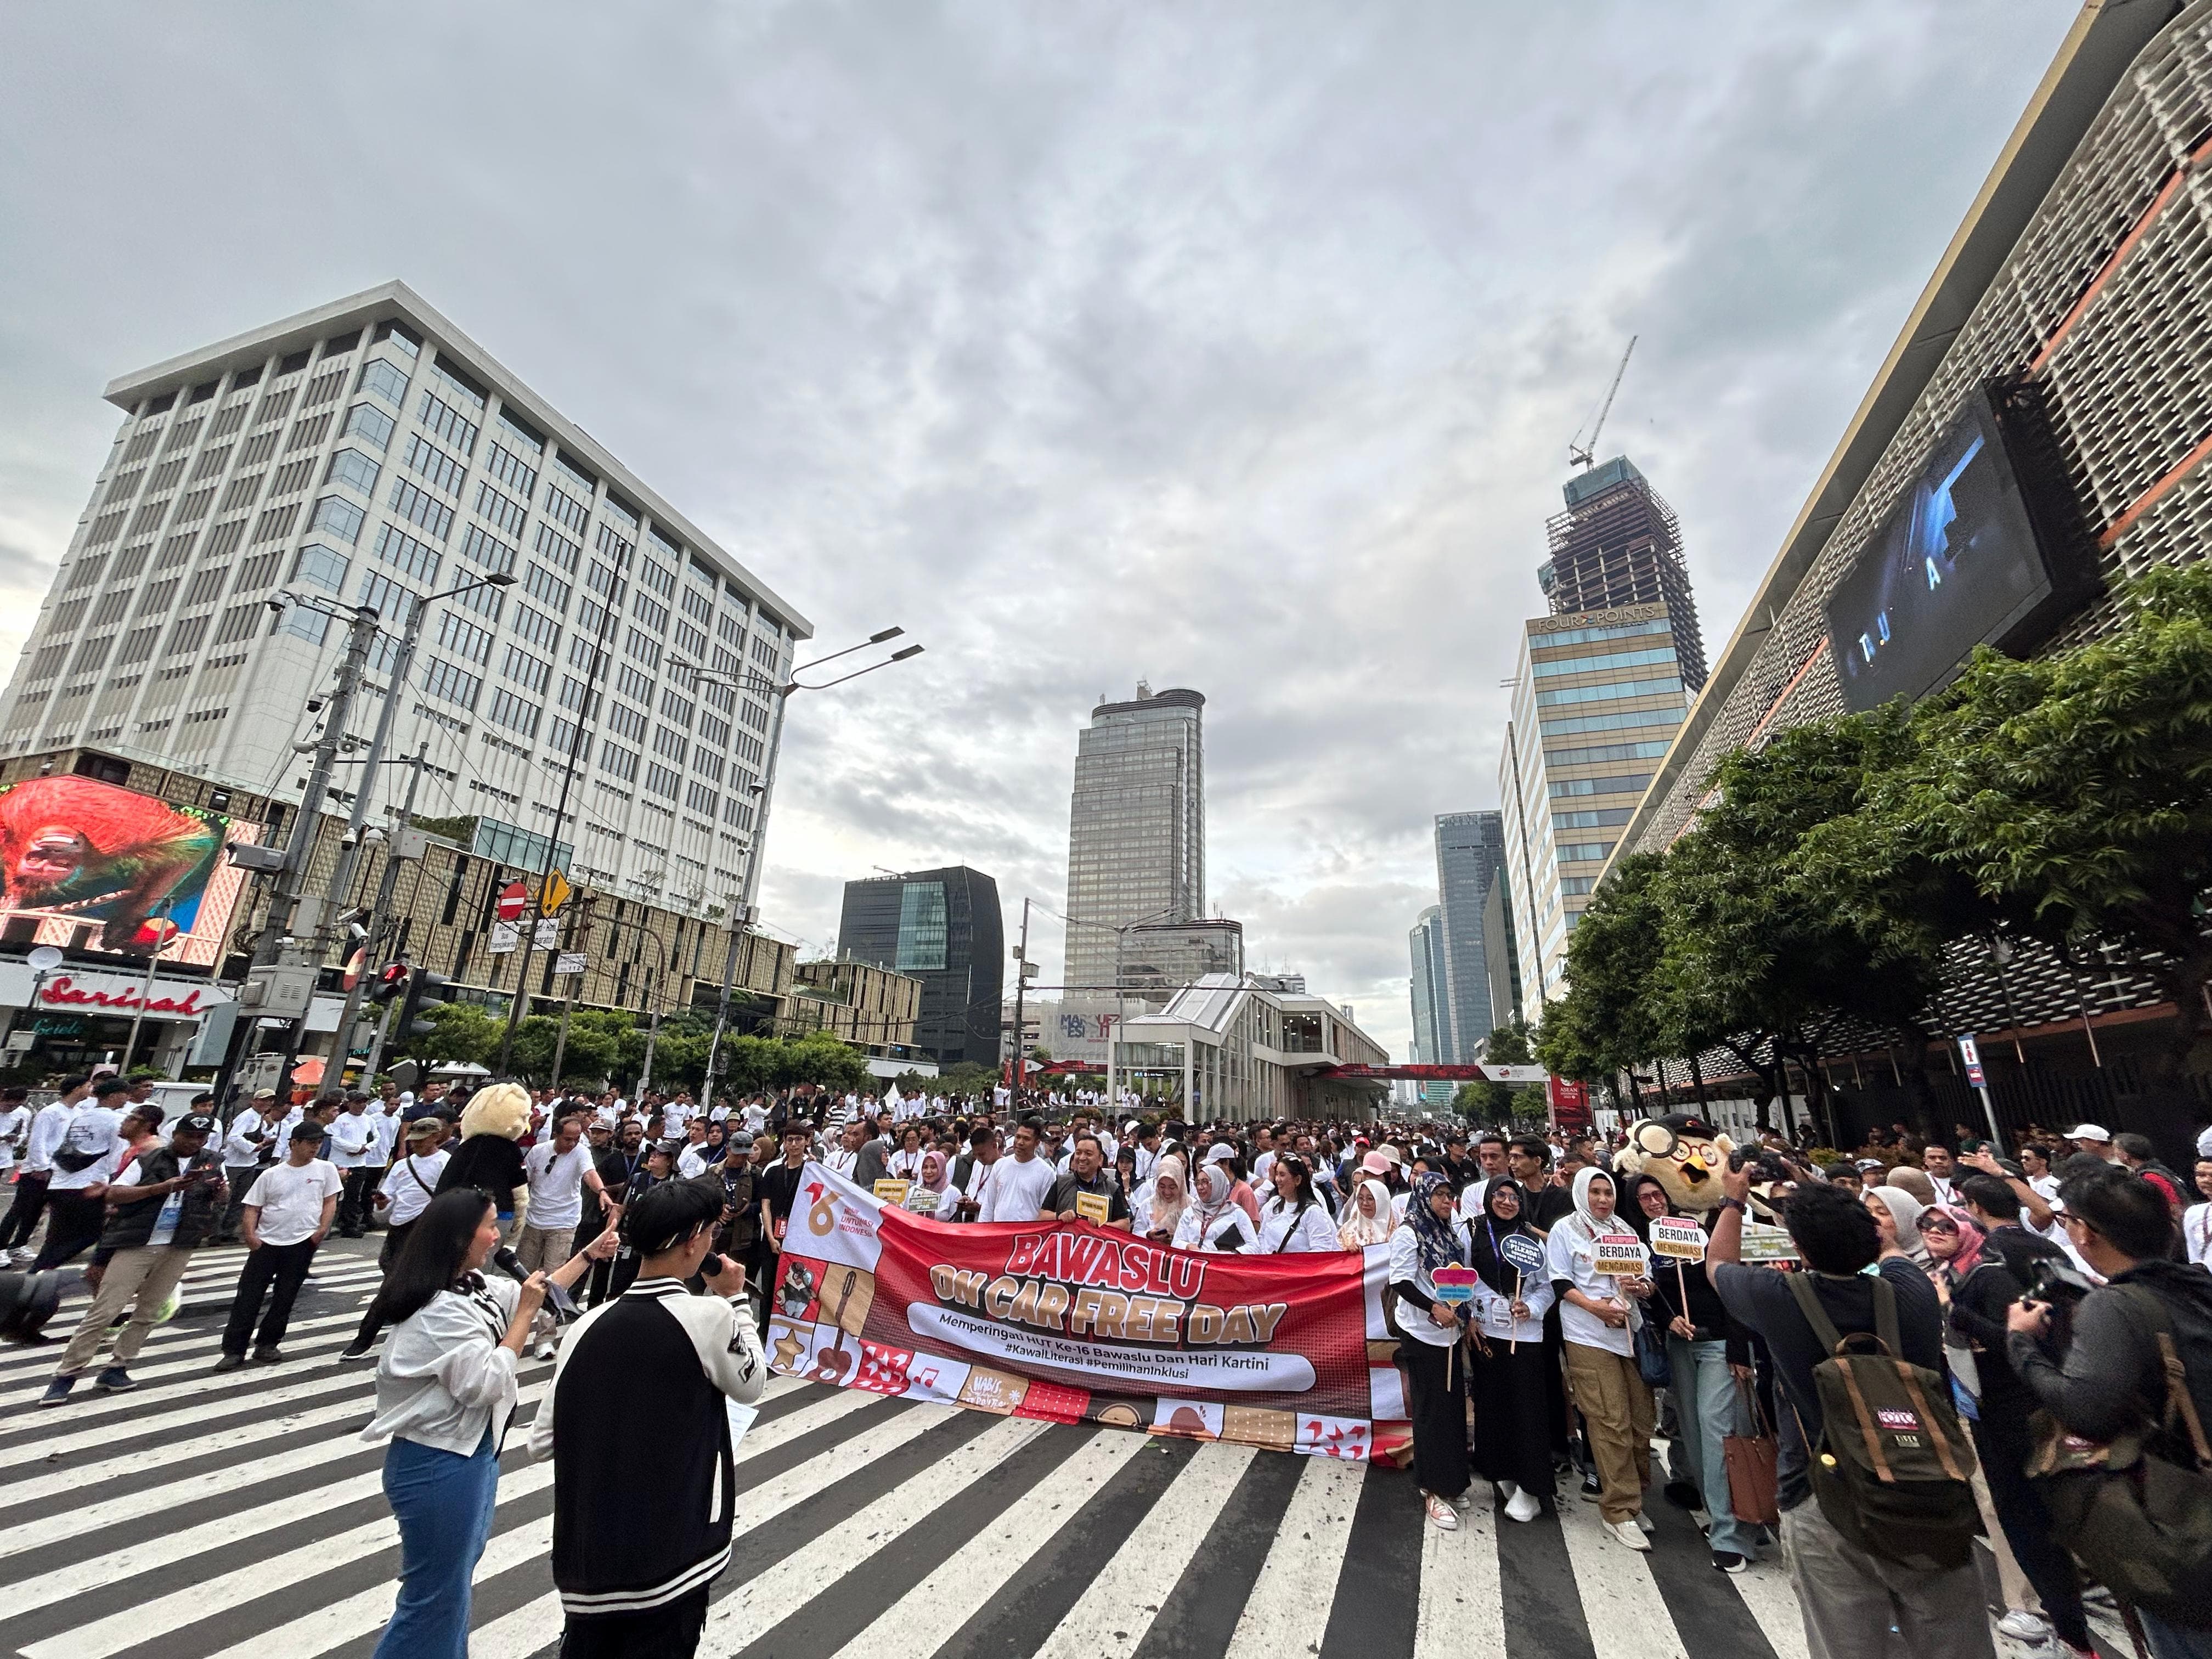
[1062,684,1205,994]
[1432,810,1505,1063]
[836,865,1003,1067]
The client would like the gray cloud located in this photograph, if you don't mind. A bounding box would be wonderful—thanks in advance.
[0,1,2080,1063]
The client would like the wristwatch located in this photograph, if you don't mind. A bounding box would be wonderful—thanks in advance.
[1720,1199,1748,1215]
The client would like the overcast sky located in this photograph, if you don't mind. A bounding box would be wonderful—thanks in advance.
[0,2,2082,1064]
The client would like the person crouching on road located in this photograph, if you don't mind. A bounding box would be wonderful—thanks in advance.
[530,1178,768,1658]
[360,1188,613,1659]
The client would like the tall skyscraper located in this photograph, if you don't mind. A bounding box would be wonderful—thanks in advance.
[1482,870,1522,1032]
[1538,457,1707,690]
[1498,601,1694,1012]
[0,283,807,917]
[1062,682,1205,993]
[1407,906,1448,1065]
[1433,811,1505,1062]
[836,866,1003,1067]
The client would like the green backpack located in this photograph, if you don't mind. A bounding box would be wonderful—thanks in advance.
[1784,1273,1982,1570]
[2027,1285,2212,1630]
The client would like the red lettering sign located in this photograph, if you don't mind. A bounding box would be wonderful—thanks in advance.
[38,975,207,1017]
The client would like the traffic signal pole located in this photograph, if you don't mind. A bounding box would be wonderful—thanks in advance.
[211,605,380,1113]
[326,752,428,1090]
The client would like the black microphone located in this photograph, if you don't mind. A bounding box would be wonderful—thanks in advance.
[492,1245,581,1321]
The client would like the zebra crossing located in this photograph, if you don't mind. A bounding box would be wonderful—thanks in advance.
[0,1238,1832,1659]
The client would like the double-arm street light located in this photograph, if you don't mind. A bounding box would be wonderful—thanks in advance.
[1057,903,1182,1110]
[690,627,924,1104]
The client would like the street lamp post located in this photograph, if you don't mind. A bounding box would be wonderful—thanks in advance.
[687,628,923,1104]
[1058,903,1179,1115]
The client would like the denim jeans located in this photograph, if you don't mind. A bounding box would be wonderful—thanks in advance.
[375,1431,501,1659]
[2142,1610,2212,1659]
[1666,1335,1758,1559]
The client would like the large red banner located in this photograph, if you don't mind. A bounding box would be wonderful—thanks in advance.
[765,1164,1411,1461]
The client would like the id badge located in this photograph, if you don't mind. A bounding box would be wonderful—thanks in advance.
[1483,1299,1514,1336]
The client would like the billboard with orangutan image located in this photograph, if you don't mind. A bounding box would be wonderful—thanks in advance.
[0,776,258,968]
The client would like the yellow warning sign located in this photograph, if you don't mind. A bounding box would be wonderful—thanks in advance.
[541,869,573,916]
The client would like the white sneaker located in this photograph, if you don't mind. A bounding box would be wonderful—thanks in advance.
[1996,1611,2052,1643]
[1505,1488,1542,1523]
[1634,1511,1655,1536]
[1605,1517,1652,1550]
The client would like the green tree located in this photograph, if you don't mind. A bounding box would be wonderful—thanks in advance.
[411,1001,502,1067]
[1865,563,2212,1077]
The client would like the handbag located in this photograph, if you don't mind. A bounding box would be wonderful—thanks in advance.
[1723,1372,1781,1528]
[1634,1309,1673,1386]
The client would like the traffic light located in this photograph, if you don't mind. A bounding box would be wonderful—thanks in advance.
[370,961,411,1006]
[393,967,456,1049]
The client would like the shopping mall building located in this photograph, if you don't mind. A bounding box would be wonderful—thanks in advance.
[1615,0,2212,1144]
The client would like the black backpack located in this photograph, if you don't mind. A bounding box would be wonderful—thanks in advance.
[1784,1274,1982,1570]
[2028,1285,2212,1629]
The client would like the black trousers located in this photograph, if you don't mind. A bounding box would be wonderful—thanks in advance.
[1400,1337,1470,1500]
[559,1585,708,1658]
[221,1238,318,1355]
[1472,1340,1558,1498]
[0,1171,49,1249]
[31,1190,106,1271]
[338,1166,382,1235]
[1975,1405,2091,1648]
[218,1167,261,1241]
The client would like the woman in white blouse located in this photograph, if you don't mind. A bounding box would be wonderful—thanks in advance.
[1257,1156,1341,1253]
[1389,1171,1475,1530]
[2185,1158,2212,1268]
[1173,1163,1253,1252]
[1543,1167,1656,1551]
[361,1188,611,1658]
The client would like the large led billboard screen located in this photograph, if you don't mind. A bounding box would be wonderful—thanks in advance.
[1823,383,2096,713]
[0,776,258,967]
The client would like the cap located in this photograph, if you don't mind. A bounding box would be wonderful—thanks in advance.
[1360,1150,1392,1177]
[730,1131,756,1149]
[653,1138,682,1157]
[253,1088,277,1100]
[174,1113,218,1136]
[1204,1143,1237,1165]
[2067,1123,2112,1143]
[405,1118,443,1142]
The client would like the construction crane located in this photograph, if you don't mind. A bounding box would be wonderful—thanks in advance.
[1567,335,1637,471]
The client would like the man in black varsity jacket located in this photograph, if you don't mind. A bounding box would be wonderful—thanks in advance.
[529,1177,766,1657]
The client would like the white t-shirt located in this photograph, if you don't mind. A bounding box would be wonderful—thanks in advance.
[24,1099,76,1175]
[524,1141,595,1231]
[677,1145,713,1181]
[49,1105,125,1192]
[245,1159,343,1246]
[1257,1196,1339,1254]
[2185,1200,2212,1270]
[329,1111,377,1169]
[378,1149,451,1226]
[367,1109,404,1166]
[978,1153,1057,1224]
[1545,1218,1646,1357]
[0,1104,30,1171]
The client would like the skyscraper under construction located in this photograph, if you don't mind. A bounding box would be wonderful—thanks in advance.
[1538,456,1707,690]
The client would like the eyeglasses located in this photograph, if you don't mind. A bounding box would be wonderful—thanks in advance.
[1918,1218,1959,1235]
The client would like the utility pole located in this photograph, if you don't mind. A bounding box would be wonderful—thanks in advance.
[212,603,381,1109]
[1008,898,1031,1101]
[332,751,428,1088]
[699,891,747,1108]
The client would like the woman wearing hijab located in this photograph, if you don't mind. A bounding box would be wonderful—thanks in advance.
[1390,1171,1475,1530]
[1173,1163,1254,1252]
[1338,1178,1395,1251]
[910,1150,951,1217]
[1467,1180,1554,1521]
[1544,1167,1656,1550]
[1145,1157,1189,1244]
[1864,1185,1932,1267]
[1619,1173,1759,1572]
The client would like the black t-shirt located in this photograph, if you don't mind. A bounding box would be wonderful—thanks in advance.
[1527,1182,1575,1233]
[759,1162,808,1249]
[437,1136,527,1209]
[1042,1169,1130,1224]
[579,1148,630,1233]
[1714,1258,1944,1511]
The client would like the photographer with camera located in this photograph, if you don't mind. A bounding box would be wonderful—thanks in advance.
[529,1177,768,1658]
[2006,1167,2212,1657]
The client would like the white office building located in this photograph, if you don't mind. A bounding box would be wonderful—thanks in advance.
[0,283,811,918]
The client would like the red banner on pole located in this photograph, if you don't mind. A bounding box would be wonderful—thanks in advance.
[765,1164,1410,1461]
[1548,1075,1592,1131]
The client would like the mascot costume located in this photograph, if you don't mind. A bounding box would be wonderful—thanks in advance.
[437,1082,532,1226]
[1612,1111,1785,1223]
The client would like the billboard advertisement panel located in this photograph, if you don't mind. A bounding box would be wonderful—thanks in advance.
[1823,383,2095,713]
[0,776,258,968]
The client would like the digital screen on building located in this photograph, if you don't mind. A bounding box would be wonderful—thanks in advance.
[0,776,258,967]
[1823,386,2088,713]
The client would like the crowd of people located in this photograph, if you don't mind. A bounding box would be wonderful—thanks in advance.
[8,1070,2212,1659]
